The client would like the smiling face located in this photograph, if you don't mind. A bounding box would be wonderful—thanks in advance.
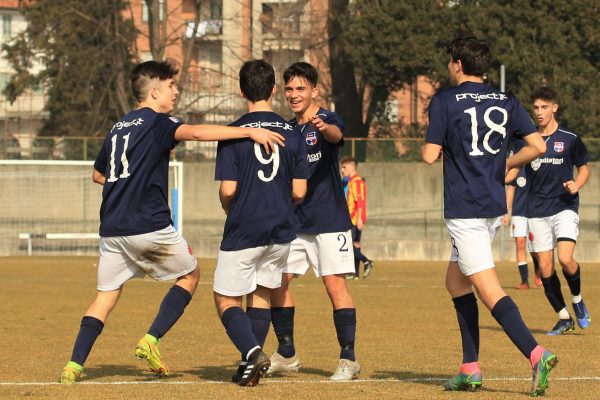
[532,98,558,129]
[284,76,318,115]
[151,77,179,113]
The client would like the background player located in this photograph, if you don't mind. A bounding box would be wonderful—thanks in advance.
[340,155,373,279]
[268,62,360,381]
[524,87,591,335]
[505,141,541,289]
[59,60,284,384]
[422,36,557,396]
[213,60,308,387]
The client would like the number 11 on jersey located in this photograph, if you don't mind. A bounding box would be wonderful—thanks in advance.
[107,133,131,183]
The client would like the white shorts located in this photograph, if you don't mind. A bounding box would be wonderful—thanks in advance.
[214,243,291,296]
[528,210,579,252]
[446,217,502,276]
[510,216,528,238]
[284,231,355,277]
[97,225,197,291]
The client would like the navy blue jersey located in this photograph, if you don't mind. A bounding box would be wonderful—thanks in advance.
[525,127,588,218]
[291,108,352,234]
[215,111,309,251]
[426,82,537,219]
[94,107,182,237]
[508,140,528,217]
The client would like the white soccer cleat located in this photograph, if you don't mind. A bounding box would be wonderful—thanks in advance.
[266,352,301,375]
[330,359,360,381]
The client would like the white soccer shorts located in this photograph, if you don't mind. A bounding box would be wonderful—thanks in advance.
[283,230,355,277]
[213,243,291,296]
[446,217,502,276]
[97,225,197,291]
[510,215,528,238]
[528,210,579,252]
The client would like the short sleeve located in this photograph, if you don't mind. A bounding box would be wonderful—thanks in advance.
[572,136,589,167]
[425,95,446,145]
[153,114,183,150]
[324,111,346,134]
[93,138,109,173]
[510,100,537,139]
[215,140,239,181]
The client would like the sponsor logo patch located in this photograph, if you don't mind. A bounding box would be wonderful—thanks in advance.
[554,141,564,152]
[306,132,317,146]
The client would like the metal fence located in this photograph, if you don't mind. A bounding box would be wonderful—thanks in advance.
[5,136,600,162]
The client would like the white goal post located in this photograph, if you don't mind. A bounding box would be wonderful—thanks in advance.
[0,160,183,256]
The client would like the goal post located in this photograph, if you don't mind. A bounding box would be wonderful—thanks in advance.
[0,160,184,256]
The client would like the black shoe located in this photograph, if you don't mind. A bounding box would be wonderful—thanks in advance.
[231,361,246,383]
[238,349,270,387]
[363,260,373,278]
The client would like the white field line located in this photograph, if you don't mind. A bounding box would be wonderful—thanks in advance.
[1,376,600,386]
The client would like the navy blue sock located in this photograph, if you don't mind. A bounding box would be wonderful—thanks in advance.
[247,307,271,348]
[452,293,479,363]
[542,272,567,313]
[221,307,259,358]
[148,285,192,340]
[333,308,356,361]
[518,263,529,283]
[532,256,540,274]
[271,306,295,358]
[562,264,581,297]
[70,316,104,366]
[491,296,537,358]
[353,247,361,274]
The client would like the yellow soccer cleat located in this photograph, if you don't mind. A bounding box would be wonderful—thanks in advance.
[59,361,84,384]
[134,334,169,376]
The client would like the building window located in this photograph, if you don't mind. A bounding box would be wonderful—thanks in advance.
[210,0,222,20]
[386,99,399,123]
[142,0,165,22]
[3,15,12,37]
[261,3,300,35]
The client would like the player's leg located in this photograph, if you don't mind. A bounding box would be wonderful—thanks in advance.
[60,289,122,384]
[529,217,574,334]
[60,236,134,384]
[269,236,309,373]
[444,261,482,391]
[531,251,542,287]
[511,216,529,289]
[515,236,529,289]
[554,210,591,329]
[316,230,359,381]
[214,246,273,386]
[134,228,199,375]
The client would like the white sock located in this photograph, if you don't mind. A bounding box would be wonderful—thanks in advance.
[572,294,582,304]
[558,308,571,320]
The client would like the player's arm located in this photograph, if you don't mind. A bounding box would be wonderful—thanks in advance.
[503,183,515,225]
[506,132,546,170]
[175,124,285,154]
[505,167,520,183]
[564,164,590,195]
[292,179,307,204]
[310,115,343,143]
[421,143,442,165]
[92,168,105,186]
[219,180,237,214]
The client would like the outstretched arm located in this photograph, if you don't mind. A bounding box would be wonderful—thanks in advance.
[175,124,285,154]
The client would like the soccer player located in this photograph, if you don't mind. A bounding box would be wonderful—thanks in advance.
[422,36,557,396]
[213,60,308,387]
[340,155,373,279]
[506,142,542,289]
[59,60,285,384]
[524,87,591,335]
[268,62,360,381]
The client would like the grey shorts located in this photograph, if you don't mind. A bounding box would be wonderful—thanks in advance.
[97,225,197,291]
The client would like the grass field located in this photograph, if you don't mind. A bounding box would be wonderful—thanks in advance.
[1,256,599,399]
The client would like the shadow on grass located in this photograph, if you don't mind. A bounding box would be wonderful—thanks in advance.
[84,363,184,381]
[371,370,525,395]
[479,324,572,335]
[183,363,332,382]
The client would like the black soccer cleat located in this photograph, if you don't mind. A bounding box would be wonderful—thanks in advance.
[238,349,270,387]
[231,361,247,383]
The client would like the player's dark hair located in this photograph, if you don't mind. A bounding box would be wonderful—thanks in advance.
[131,60,179,102]
[283,62,318,87]
[530,87,557,103]
[340,156,357,166]
[239,60,275,102]
[446,35,492,76]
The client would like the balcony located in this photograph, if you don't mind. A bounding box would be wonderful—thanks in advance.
[185,19,222,39]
